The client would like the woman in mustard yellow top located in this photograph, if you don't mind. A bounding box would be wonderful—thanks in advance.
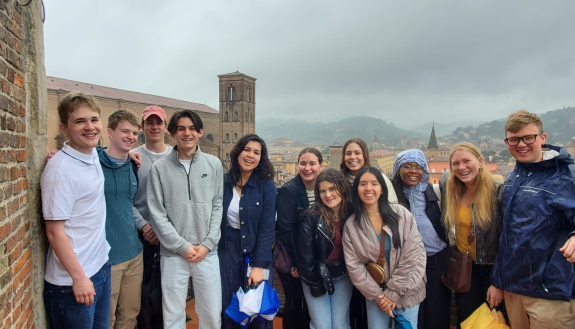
[440,142,506,325]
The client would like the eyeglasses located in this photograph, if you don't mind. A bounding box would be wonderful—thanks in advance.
[504,134,541,146]
[401,164,424,172]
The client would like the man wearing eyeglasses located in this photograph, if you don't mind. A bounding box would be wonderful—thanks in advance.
[490,110,575,328]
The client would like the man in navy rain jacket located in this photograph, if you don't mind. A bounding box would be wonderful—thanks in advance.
[491,110,575,328]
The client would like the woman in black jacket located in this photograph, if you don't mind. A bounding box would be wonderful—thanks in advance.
[275,147,323,329]
[297,168,354,329]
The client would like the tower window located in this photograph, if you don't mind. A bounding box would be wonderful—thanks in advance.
[247,87,250,102]
[226,153,230,161]
[226,133,230,142]
[234,111,238,122]
[225,111,229,122]
[206,134,214,142]
[227,85,236,100]
[234,133,238,141]
[245,112,248,122]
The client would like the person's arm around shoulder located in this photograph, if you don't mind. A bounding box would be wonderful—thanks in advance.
[342,218,384,302]
[147,165,194,258]
[192,160,224,262]
[382,205,426,303]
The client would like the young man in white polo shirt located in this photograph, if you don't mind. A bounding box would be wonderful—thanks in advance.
[41,92,111,329]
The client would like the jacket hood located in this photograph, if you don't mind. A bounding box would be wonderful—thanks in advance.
[516,144,574,170]
[392,149,430,192]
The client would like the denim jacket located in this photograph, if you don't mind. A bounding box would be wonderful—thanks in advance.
[218,172,277,268]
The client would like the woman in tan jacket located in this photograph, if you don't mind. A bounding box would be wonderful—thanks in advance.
[343,167,427,328]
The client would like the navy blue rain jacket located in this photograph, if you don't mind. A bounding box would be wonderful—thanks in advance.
[491,145,575,301]
[218,172,277,268]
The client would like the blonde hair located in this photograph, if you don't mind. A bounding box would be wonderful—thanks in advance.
[443,142,502,230]
[505,109,544,134]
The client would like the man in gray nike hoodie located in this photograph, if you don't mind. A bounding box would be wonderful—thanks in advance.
[147,110,223,329]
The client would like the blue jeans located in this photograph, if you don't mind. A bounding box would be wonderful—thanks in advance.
[366,298,419,329]
[301,274,354,329]
[44,262,111,329]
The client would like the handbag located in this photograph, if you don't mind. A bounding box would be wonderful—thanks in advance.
[442,223,475,293]
[366,227,387,288]
[272,239,292,273]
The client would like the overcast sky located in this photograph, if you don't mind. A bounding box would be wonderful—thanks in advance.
[44,1,575,129]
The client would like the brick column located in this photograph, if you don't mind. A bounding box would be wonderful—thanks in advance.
[0,0,45,328]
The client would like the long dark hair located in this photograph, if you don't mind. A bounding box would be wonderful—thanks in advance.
[305,168,353,237]
[352,167,401,248]
[229,134,274,185]
[340,138,371,175]
[391,175,409,207]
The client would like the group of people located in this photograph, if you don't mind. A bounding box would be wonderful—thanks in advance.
[41,90,575,329]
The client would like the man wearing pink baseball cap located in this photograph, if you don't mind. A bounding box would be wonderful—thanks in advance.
[133,106,173,328]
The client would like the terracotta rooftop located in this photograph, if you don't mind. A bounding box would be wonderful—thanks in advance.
[47,76,218,114]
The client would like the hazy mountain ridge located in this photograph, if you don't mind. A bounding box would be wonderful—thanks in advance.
[449,107,575,145]
[256,107,575,147]
[256,116,426,146]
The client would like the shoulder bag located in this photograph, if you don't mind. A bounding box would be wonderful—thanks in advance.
[442,222,474,293]
[272,239,292,274]
[367,228,387,288]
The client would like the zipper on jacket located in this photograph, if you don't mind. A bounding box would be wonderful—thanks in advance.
[177,153,195,201]
[317,222,335,260]
[471,203,478,263]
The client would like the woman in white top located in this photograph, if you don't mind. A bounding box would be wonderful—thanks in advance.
[218,134,277,329]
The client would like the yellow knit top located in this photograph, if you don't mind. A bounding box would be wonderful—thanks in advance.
[455,206,476,262]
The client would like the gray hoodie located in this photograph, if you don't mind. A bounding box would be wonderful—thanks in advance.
[147,146,223,257]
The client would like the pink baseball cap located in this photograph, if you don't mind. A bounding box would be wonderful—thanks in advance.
[142,106,167,122]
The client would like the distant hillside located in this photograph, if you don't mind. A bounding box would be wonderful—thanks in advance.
[448,107,575,145]
[409,120,485,137]
[256,116,426,146]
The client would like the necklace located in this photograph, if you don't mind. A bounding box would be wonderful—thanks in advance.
[368,212,380,216]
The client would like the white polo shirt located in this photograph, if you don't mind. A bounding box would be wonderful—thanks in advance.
[41,143,110,286]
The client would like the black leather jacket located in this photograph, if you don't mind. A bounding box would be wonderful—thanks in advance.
[276,175,311,262]
[440,172,504,264]
[297,206,347,296]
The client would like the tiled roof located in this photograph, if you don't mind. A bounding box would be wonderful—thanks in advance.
[47,76,218,114]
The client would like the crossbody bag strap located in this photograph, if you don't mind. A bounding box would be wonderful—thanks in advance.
[377,227,386,268]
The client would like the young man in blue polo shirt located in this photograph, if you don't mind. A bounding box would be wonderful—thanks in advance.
[41,92,111,328]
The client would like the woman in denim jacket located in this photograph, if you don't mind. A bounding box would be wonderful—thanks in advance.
[218,134,277,329]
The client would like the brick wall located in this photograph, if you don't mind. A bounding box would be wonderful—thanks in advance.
[0,1,33,328]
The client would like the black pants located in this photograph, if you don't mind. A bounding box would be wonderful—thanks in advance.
[418,248,451,329]
[454,262,508,327]
[277,270,311,329]
[349,287,368,329]
[220,227,273,329]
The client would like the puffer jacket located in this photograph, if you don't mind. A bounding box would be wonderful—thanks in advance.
[439,171,504,264]
[491,145,575,301]
[342,204,427,309]
[297,206,347,296]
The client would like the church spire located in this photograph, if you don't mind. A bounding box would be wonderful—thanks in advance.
[427,123,438,150]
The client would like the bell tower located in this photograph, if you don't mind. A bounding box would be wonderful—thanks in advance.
[218,71,256,167]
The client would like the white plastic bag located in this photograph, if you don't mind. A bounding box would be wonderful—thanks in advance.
[237,283,265,316]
